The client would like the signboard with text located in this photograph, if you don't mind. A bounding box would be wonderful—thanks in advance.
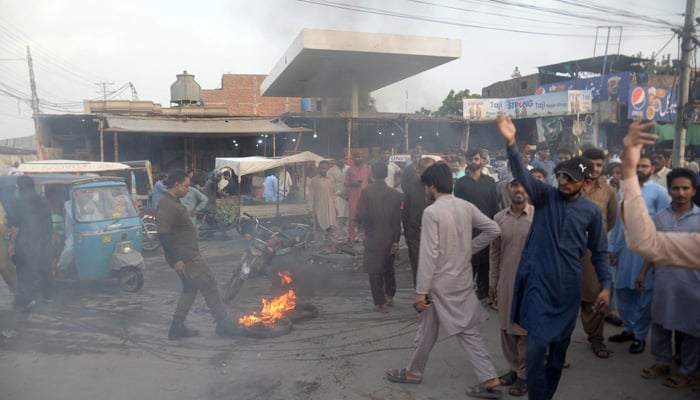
[463,90,593,121]
[534,72,630,103]
[627,85,677,122]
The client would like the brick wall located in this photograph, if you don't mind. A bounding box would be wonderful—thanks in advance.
[201,74,302,116]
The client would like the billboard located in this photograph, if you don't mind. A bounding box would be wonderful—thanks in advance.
[627,85,677,122]
[463,90,592,121]
[534,71,630,103]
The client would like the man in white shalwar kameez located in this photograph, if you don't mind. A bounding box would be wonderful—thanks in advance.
[307,161,337,248]
[386,163,503,399]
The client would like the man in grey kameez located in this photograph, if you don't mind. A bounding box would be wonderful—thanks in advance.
[386,163,503,398]
[355,163,402,313]
[489,178,533,396]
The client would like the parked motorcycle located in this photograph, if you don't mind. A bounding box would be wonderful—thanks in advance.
[223,212,310,302]
[141,209,160,252]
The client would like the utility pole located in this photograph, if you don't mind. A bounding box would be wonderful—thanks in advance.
[95,81,113,162]
[673,0,696,167]
[26,46,43,160]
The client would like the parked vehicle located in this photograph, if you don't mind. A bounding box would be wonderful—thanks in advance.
[0,174,146,292]
[140,208,160,252]
[223,212,310,302]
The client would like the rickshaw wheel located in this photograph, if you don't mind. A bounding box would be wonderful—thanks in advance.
[119,266,144,292]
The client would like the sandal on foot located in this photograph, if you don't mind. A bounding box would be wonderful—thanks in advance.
[640,364,671,379]
[563,361,571,369]
[663,374,700,389]
[508,378,528,396]
[375,304,389,313]
[466,384,502,399]
[386,368,422,384]
[498,370,517,385]
[591,341,610,359]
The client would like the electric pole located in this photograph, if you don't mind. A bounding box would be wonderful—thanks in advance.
[672,0,696,167]
[95,81,113,162]
[26,45,44,160]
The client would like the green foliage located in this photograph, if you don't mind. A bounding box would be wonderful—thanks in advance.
[215,203,239,225]
[633,52,676,76]
[429,89,481,117]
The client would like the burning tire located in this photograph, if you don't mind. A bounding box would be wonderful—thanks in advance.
[286,303,318,323]
[240,317,292,338]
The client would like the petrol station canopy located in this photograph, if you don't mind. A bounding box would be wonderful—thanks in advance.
[261,29,461,98]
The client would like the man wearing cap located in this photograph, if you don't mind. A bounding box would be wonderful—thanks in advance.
[489,177,534,396]
[579,148,618,359]
[496,114,611,400]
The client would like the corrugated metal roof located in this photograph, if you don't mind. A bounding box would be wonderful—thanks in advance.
[104,116,311,136]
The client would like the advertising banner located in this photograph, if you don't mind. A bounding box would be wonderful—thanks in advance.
[463,90,592,121]
[627,85,677,122]
[534,72,630,103]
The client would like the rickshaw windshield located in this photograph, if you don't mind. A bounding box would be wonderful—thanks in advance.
[73,186,139,222]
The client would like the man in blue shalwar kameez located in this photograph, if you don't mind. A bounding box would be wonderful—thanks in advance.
[496,115,611,400]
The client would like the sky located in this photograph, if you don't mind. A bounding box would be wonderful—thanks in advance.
[0,0,691,139]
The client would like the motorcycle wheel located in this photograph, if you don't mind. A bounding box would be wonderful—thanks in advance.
[223,251,257,303]
[119,266,144,292]
[142,219,161,252]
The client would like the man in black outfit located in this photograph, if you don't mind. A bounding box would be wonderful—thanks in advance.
[453,148,499,300]
[9,175,53,311]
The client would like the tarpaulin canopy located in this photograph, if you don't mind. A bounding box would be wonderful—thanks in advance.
[18,160,131,174]
[215,151,327,181]
[653,124,700,146]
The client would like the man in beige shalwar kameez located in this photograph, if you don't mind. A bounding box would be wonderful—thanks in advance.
[489,178,533,396]
[308,161,336,249]
[327,159,349,230]
[386,163,503,399]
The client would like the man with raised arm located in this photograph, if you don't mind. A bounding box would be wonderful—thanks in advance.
[495,114,611,400]
[620,118,700,268]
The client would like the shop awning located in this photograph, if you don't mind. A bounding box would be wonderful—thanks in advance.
[653,124,700,146]
[104,116,311,137]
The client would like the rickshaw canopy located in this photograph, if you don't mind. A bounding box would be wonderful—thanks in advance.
[215,151,327,182]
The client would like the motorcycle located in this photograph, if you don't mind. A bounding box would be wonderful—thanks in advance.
[223,212,310,302]
[140,208,160,252]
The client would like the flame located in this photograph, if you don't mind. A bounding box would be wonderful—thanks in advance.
[239,271,296,326]
[279,271,292,287]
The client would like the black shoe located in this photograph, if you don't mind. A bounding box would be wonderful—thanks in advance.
[605,314,624,327]
[629,339,646,354]
[609,330,634,342]
[168,321,200,340]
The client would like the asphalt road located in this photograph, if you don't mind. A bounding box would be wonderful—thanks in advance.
[0,235,696,400]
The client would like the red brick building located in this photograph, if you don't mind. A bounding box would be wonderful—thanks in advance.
[201,74,302,116]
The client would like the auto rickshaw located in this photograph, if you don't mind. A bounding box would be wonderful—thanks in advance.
[0,174,145,292]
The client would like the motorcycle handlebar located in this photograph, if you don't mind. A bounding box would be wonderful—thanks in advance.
[244,212,254,219]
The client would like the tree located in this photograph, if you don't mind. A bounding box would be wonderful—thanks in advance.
[414,107,432,116]
[633,52,676,76]
[431,89,481,117]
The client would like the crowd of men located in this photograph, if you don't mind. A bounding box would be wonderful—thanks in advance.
[299,118,700,398]
[4,116,699,399]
